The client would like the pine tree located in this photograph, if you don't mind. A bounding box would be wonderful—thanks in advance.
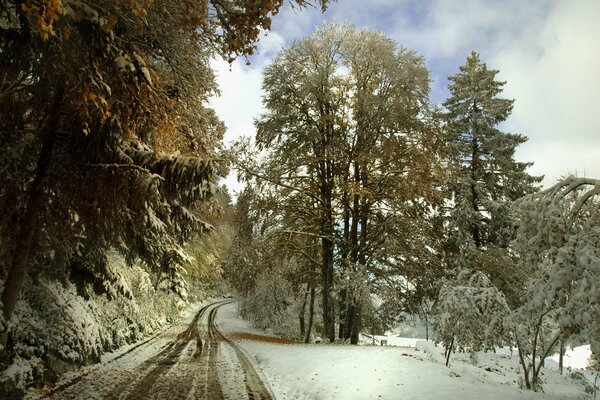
[444,51,541,252]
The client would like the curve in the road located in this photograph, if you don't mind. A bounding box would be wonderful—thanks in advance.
[36,299,273,400]
[208,301,273,400]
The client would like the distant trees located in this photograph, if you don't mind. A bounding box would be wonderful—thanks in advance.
[235,23,445,343]
[222,187,320,341]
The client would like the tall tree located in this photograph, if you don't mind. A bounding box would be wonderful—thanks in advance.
[252,24,346,341]
[248,23,443,343]
[432,51,542,372]
[444,51,541,254]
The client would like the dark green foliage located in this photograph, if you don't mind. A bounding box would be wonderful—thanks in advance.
[444,51,541,251]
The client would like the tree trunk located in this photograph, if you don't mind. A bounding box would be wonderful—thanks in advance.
[321,234,335,342]
[349,189,369,346]
[445,337,454,367]
[1,89,64,349]
[154,270,163,291]
[317,145,335,342]
[532,332,560,391]
[339,167,351,340]
[470,131,481,248]
[304,284,315,344]
[517,344,532,390]
[338,291,346,340]
[299,284,309,338]
[344,303,354,340]
[350,303,361,345]
[559,338,564,375]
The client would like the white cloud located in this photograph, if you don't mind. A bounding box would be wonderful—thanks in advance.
[210,31,287,195]
[210,59,262,143]
[491,0,600,185]
[210,0,600,191]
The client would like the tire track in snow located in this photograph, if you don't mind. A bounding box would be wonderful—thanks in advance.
[119,301,215,399]
[28,299,273,399]
[208,301,273,400]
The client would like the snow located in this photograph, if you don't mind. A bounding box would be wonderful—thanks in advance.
[216,302,595,400]
[0,357,37,391]
[24,302,207,399]
[370,335,421,347]
[549,345,593,370]
[22,300,596,399]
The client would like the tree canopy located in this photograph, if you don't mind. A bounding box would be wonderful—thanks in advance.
[235,23,446,343]
[0,0,330,351]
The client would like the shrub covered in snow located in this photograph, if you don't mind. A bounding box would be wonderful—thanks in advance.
[240,265,321,340]
[434,270,510,365]
[432,177,600,391]
[509,176,600,390]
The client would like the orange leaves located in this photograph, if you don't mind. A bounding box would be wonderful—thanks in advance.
[20,0,66,40]
[100,13,119,31]
[120,0,154,20]
[77,63,115,135]
[154,119,179,153]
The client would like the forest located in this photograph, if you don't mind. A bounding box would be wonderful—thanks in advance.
[0,0,598,398]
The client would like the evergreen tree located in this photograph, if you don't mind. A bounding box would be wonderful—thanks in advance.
[444,51,541,252]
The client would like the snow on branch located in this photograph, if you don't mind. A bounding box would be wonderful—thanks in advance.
[512,175,600,359]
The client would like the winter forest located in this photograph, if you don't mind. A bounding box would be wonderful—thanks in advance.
[1,1,599,399]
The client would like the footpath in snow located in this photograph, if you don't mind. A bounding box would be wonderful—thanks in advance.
[216,302,596,400]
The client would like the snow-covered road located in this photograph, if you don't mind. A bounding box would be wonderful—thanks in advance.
[26,299,273,400]
[25,300,594,400]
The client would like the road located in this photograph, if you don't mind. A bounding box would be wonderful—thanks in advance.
[29,300,273,400]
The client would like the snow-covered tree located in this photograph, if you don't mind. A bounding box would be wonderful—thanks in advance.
[510,176,600,390]
[0,0,330,341]
[248,23,444,343]
[444,51,541,252]
[434,270,510,366]
[431,176,598,390]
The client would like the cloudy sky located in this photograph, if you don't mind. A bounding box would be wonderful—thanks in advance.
[210,0,600,193]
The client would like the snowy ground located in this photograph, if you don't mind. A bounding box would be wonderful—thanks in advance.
[25,299,272,400]
[217,302,597,400]
[24,300,597,399]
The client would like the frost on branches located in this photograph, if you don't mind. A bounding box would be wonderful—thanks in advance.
[431,177,599,391]
[511,176,600,390]
[434,270,510,366]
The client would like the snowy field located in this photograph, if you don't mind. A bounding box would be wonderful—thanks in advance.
[217,302,597,400]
